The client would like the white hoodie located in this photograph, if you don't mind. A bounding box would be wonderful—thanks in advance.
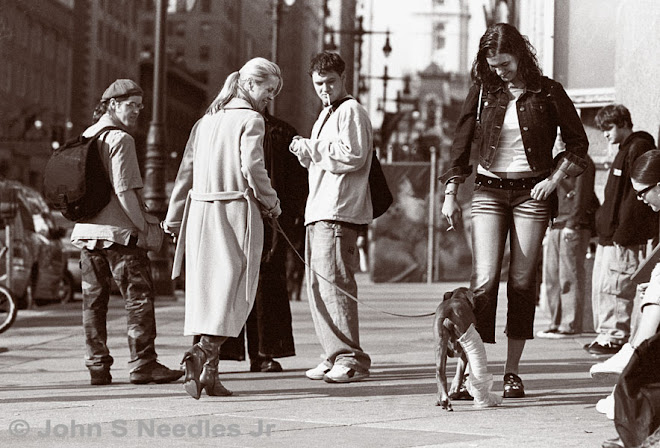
[291,97,374,226]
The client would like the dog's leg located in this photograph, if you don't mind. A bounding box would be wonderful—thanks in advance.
[449,352,468,397]
[434,321,452,411]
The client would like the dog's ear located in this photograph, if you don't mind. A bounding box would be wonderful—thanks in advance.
[443,291,454,302]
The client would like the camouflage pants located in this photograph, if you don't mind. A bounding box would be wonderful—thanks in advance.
[81,243,157,372]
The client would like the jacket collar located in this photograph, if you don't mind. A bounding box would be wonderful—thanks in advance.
[225,97,255,110]
[488,83,541,94]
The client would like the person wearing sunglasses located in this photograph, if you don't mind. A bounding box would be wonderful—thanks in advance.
[594,149,660,448]
[586,104,658,357]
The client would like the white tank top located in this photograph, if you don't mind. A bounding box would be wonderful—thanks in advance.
[478,88,531,175]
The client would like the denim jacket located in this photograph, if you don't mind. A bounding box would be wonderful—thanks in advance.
[439,76,589,184]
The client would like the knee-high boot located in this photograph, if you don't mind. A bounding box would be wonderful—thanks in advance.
[181,342,208,400]
[199,336,233,397]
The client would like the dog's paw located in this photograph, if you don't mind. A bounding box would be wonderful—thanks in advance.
[436,399,453,411]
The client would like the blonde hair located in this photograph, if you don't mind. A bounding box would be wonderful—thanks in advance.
[206,57,282,114]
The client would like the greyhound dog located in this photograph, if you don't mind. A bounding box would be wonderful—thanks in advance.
[433,287,478,411]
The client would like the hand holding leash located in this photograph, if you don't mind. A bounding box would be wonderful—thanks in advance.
[161,221,179,244]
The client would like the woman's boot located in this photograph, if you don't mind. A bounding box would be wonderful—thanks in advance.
[200,357,233,396]
[181,343,208,400]
[198,336,232,396]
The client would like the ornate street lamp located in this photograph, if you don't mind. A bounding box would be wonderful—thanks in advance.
[270,0,296,114]
[143,0,171,295]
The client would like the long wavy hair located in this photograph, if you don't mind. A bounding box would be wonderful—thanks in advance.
[631,150,660,185]
[471,23,542,91]
[206,57,282,114]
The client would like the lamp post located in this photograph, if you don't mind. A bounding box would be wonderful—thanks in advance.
[143,0,172,295]
[324,15,391,102]
[270,0,296,115]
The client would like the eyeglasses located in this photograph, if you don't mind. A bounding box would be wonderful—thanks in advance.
[635,183,658,201]
[117,101,144,111]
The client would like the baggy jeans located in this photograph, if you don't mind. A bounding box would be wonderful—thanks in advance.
[470,185,550,343]
[305,221,371,372]
[591,243,646,345]
[81,243,158,372]
[542,227,591,333]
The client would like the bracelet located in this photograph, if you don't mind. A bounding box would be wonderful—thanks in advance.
[445,191,456,196]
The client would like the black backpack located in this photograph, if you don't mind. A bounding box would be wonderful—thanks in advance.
[43,126,121,222]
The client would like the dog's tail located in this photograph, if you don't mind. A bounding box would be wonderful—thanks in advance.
[443,317,462,339]
[443,317,456,334]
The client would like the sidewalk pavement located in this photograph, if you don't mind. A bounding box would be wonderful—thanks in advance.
[0,274,618,448]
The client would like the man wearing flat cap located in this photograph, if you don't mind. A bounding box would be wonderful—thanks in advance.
[71,79,183,386]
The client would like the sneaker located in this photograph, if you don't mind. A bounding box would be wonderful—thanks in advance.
[601,437,624,448]
[536,328,576,339]
[90,369,112,386]
[585,341,623,356]
[596,387,615,420]
[590,343,634,380]
[129,361,184,384]
[305,361,332,380]
[323,364,369,383]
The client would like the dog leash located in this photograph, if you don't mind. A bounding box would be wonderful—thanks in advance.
[271,219,435,318]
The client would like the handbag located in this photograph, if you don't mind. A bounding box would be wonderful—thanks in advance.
[369,153,393,219]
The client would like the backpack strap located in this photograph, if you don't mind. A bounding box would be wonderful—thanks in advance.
[317,96,353,137]
[91,126,123,140]
[90,126,123,186]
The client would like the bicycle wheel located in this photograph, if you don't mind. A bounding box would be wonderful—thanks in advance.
[0,284,17,333]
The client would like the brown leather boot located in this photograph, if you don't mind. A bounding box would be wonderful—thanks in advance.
[181,344,207,400]
[200,357,233,397]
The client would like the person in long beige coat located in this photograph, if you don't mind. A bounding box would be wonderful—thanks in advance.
[164,57,282,399]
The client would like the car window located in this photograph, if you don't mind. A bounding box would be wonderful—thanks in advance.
[18,202,34,233]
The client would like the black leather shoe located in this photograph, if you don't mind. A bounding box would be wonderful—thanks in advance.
[130,361,184,384]
[250,358,282,372]
[503,373,525,398]
[250,358,283,372]
[259,359,283,372]
[588,342,622,356]
[90,369,112,386]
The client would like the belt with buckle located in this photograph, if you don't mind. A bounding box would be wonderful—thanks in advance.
[475,174,546,190]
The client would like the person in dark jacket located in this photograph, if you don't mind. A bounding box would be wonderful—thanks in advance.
[585,104,658,356]
[538,151,598,338]
[440,23,589,399]
[218,110,308,372]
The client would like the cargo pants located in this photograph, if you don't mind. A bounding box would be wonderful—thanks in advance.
[81,242,158,373]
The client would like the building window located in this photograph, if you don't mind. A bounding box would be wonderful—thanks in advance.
[200,22,212,38]
[175,22,185,37]
[174,47,185,62]
[201,0,211,13]
[433,22,446,50]
[433,0,445,5]
[143,20,153,37]
[199,45,210,62]
[426,99,437,129]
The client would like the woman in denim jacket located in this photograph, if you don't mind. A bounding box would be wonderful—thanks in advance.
[440,23,589,399]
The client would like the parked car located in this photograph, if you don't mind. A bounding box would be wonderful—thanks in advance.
[51,211,80,292]
[0,180,74,307]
